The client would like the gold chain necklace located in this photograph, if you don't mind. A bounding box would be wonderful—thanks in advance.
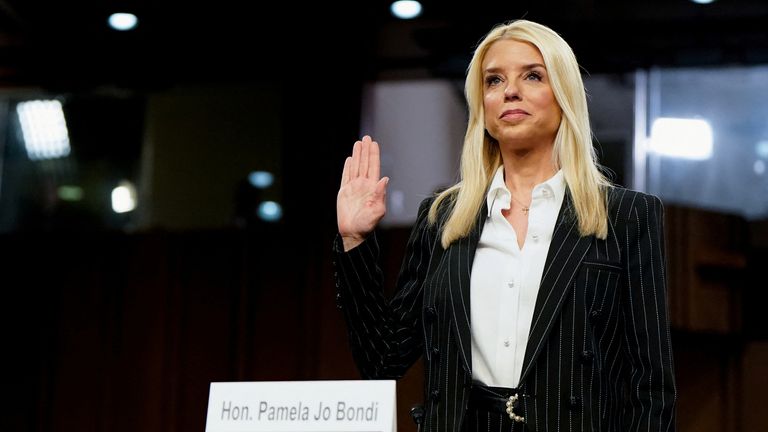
[510,194,531,214]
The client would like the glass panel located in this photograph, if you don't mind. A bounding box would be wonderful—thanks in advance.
[637,66,768,219]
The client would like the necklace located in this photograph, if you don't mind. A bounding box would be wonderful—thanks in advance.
[510,194,531,214]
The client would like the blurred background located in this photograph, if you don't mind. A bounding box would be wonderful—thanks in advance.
[1,0,767,431]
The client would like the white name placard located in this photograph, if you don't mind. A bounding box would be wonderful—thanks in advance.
[205,380,397,432]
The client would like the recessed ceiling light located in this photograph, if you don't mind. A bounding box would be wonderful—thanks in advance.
[258,201,283,222]
[108,13,138,31]
[390,1,422,20]
[248,171,274,189]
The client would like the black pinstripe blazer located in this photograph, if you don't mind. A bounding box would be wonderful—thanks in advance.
[333,187,677,432]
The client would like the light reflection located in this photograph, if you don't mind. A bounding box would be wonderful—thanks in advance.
[650,117,713,160]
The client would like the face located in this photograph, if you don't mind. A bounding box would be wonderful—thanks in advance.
[482,39,562,149]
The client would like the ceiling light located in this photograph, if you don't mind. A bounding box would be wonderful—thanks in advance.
[258,201,282,222]
[390,1,422,20]
[108,13,138,31]
[16,99,71,161]
[248,171,274,189]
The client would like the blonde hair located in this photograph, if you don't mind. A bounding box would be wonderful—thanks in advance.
[428,19,610,248]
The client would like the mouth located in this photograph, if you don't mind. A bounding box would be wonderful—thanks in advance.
[500,109,529,119]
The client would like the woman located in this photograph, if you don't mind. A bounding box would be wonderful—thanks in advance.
[334,20,676,432]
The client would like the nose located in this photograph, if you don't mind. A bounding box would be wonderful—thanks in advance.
[504,81,520,101]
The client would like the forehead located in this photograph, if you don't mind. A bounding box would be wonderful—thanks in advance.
[482,39,545,70]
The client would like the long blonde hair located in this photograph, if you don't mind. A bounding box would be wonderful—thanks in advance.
[428,19,610,248]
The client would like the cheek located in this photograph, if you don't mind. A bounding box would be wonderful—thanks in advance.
[549,105,562,123]
[540,94,561,123]
[552,105,563,126]
[483,92,496,112]
[483,94,496,128]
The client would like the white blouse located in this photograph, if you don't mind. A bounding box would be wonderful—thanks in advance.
[470,166,566,387]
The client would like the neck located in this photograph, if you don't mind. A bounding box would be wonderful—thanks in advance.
[500,143,558,197]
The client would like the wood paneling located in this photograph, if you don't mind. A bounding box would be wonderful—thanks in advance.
[666,206,748,333]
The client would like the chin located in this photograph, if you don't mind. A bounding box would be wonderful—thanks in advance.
[496,129,534,144]
[501,136,556,151]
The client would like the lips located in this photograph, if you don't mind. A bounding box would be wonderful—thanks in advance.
[500,109,529,119]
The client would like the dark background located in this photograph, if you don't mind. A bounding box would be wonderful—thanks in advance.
[1,1,767,431]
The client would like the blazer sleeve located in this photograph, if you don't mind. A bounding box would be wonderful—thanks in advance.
[333,197,437,379]
[620,193,677,431]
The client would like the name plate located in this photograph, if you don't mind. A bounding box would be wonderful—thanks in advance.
[205,380,397,432]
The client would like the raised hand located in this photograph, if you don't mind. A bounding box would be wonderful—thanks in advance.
[337,135,389,251]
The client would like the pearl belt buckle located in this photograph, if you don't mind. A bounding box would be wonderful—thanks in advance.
[505,393,525,423]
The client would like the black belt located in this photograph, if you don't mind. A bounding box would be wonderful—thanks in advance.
[468,384,527,423]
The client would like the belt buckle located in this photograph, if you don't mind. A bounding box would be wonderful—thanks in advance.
[505,393,525,423]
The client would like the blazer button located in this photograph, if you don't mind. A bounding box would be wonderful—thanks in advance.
[568,396,581,409]
[589,310,601,323]
[581,350,594,364]
[335,293,343,309]
[430,389,440,401]
[431,346,440,359]
[425,306,437,323]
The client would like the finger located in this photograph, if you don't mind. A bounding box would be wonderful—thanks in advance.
[370,140,381,180]
[360,136,370,178]
[374,176,389,199]
[351,140,362,178]
[341,157,352,187]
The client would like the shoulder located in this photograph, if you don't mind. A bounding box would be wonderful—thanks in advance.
[417,190,457,220]
[416,195,438,214]
[413,195,439,234]
[605,186,664,224]
[414,191,458,239]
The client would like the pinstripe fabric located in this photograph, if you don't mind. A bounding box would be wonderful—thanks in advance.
[333,187,677,432]
[462,404,522,432]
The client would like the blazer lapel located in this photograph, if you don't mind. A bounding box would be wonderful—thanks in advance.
[447,202,487,374]
[518,191,593,383]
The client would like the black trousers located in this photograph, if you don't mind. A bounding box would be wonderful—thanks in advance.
[461,385,525,432]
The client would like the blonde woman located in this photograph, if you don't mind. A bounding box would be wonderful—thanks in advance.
[335,20,676,432]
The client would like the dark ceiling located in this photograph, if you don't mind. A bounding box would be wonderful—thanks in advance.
[1,0,767,91]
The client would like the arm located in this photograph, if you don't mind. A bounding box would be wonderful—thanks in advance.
[621,194,677,431]
[334,197,436,379]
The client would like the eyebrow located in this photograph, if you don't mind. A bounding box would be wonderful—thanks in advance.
[483,63,546,74]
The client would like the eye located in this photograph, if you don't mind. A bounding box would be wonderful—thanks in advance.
[524,71,543,81]
[485,75,503,87]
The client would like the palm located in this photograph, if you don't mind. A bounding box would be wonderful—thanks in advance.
[337,136,389,242]
[338,177,386,235]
